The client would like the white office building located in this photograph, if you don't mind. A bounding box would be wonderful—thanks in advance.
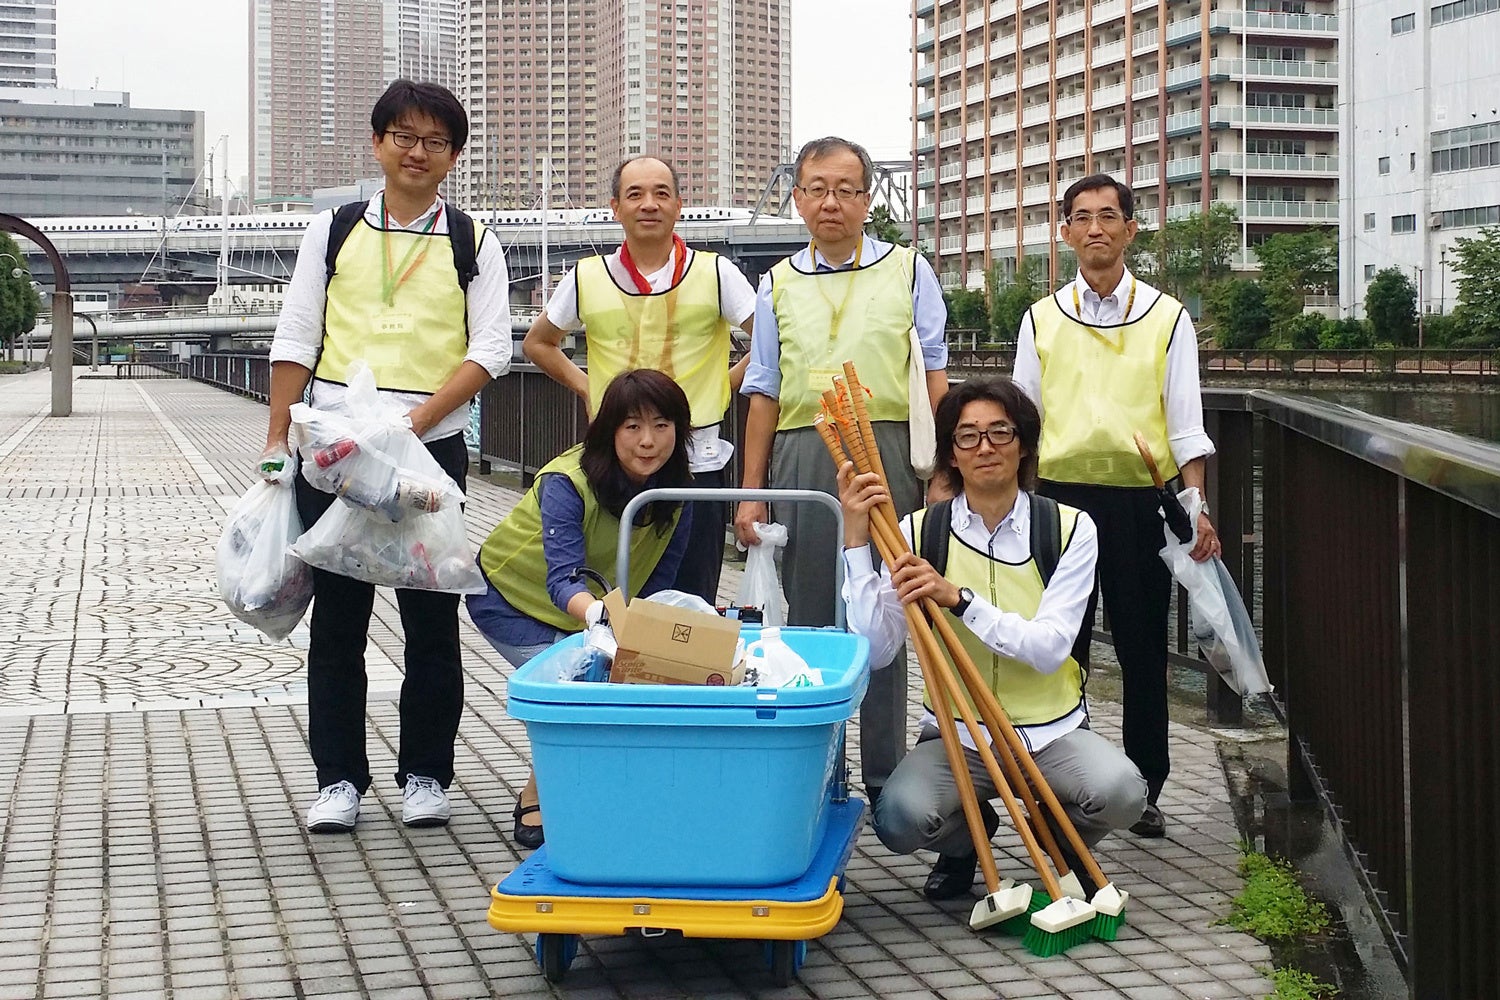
[1339,0,1500,317]
[0,0,56,88]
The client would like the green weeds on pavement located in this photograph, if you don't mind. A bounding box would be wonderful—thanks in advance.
[1266,965,1339,1000]
[1220,844,1337,999]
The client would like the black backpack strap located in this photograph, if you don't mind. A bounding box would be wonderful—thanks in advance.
[324,201,366,287]
[919,499,953,577]
[1028,492,1062,587]
[445,206,479,292]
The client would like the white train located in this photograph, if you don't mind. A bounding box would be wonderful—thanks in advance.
[32,205,758,238]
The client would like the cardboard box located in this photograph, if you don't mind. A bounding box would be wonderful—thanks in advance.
[602,590,743,686]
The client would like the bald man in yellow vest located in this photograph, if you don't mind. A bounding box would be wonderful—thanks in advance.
[524,156,756,605]
[735,137,951,807]
[1013,173,1221,840]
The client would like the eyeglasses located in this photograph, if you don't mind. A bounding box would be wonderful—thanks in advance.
[952,424,1018,450]
[1067,209,1128,227]
[385,130,453,154]
[797,183,866,202]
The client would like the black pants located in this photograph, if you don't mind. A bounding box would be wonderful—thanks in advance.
[672,465,728,605]
[295,432,468,794]
[1040,480,1173,804]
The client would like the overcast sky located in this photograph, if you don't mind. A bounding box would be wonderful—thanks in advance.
[55,0,913,198]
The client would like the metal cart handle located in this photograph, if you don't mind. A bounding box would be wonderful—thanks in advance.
[615,487,846,630]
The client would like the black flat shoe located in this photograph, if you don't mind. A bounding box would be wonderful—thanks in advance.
[512,802,544,850]
[924,852,979,900]
[1130,803,1166,838]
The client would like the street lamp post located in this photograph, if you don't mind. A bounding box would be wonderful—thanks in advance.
[1438,245,1448,315]
[0,213,74,416]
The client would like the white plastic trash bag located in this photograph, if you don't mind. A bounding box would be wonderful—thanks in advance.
[644,589,719,615]
[1157,487,1273,697]
[291,498,486,594]
[216,460,313,640]
[289,363,463,521]
[735,520,788,626]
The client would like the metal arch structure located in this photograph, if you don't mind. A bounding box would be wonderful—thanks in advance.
[0,213,73,416]
[749,160,912,227]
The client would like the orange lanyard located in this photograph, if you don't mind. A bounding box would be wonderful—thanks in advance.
[809,239,865,346]
[1072,278,1136,351]
[380,197,440,306]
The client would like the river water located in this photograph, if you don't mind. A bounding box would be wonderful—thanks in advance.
[1302,388,1500,444]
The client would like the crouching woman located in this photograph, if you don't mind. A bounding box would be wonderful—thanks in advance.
[837,377,1146,901]
[467,368,696,850]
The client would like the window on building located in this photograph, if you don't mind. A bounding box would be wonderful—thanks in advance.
[1391,12,1416,33]
[1431,0,1500,27]
[1363,213,1376,231]
[1364,264,1376,280]
[1436,203,1500,228]
[1378,156,1391,174]
[1391,214,1417,233]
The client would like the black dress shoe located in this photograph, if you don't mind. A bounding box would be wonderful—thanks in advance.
[1130,802,1166,838]
[513,802,544,850]
[924,851,979,899]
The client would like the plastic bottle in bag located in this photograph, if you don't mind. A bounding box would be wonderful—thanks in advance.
[743,627,823,688]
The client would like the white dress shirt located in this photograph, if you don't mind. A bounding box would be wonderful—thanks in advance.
[545,245,756,472]
[269,191,513,443]
[1012,267,1216,470]
[841,491,1099,753]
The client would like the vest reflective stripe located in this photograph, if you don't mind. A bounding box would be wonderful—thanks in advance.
[911,505,1085,727]
[770,245,916,431]
[477,446,679,633]
[577,251,731,426]
[1030,290,1181,487]
[317,218,478,394]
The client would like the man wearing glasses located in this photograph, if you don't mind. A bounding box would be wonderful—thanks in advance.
[265,79,511,834]
[735,136,950,811]
[1012,174,1219,840]
[522,156,756,607]
[835,377,1145,901]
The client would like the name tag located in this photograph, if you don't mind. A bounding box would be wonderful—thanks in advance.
[808,366,845,395]
[376,311,415,336]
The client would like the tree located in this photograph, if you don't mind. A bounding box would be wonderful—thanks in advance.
[1363,268,1418,346]
[1449,225,1500,346]
[864,205,910,247]
[1207,280,1271,349]
[988,256,1047,342]
[1318,316,1373,350]
[1252,229,1337,334]
[1133,204,1241,304]
[0,233,41,353]
[944,285,988,332]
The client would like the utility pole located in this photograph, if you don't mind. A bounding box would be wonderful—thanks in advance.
[1438,245,1448,315]
[1414,264,1425,349]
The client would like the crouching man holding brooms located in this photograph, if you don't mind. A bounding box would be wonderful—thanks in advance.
[837,376,1147,904]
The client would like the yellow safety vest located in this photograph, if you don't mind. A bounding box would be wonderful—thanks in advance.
[769,245,916,430]
[477,446,680,633]
[1030,289,1182,487]
[576,251,732,425]
[911,504,1086,727]
[317,218,479,394]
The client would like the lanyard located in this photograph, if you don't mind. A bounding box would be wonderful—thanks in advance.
[809,239,864,347]
[380,196,440,306]
[1072,277,1136,351]
[618,234,687,294]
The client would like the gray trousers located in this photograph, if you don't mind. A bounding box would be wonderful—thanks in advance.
[872,727,1147,858]
[771,422,921,791]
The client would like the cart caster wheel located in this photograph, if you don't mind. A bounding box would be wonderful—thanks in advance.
[764,939,806,986]
[836,874,847,894]
[535,933,577,983]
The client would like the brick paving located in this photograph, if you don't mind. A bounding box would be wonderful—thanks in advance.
[0,369,1274,1000]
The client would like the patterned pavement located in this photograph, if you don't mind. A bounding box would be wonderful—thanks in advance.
[0,369,1275,1000]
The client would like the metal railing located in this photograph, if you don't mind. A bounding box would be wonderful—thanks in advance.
[114,361,189,379]
[1203,348,1500,379]
[190,352,271,402]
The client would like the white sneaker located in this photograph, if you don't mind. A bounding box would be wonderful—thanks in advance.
[402,775,451,827]
[307,781,361,832]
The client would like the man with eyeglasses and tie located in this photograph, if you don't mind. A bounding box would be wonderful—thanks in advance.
[735,136,950,813]
[1012,173,1220,840]
[522,156,757,609]
[264,78,511,834]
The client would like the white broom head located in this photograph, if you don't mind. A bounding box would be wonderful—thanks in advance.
[969,882,1033,930]
[1029,895,1096,933]
[1091,882,1129,916]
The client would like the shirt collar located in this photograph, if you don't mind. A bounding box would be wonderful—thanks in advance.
[1071,265,1134,305]
[808,235,880,271]
[950,490,1029,541]
[367,189,444,229]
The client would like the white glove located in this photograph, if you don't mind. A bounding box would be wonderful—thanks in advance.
[584,599,606,628]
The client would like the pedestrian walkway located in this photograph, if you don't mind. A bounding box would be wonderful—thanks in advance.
[0,369,1274,1000]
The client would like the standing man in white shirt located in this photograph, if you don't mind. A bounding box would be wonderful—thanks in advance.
[262,79,512,834]
[523,156,756,605]
[1012,173,1219,839]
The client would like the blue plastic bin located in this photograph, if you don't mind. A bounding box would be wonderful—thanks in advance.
[507,626,869,888]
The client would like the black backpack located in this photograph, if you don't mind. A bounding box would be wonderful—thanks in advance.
[324,200,481,293]
[918,493,1092,669]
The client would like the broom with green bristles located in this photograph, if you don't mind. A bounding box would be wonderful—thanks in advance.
[827,364,1127,952]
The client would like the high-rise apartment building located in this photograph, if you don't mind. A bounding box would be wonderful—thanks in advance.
[913,0,1339,292]
[458,0,790,210]
[1339,0,1500,318]
[250,0,462,204]
[0,0,57,88]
